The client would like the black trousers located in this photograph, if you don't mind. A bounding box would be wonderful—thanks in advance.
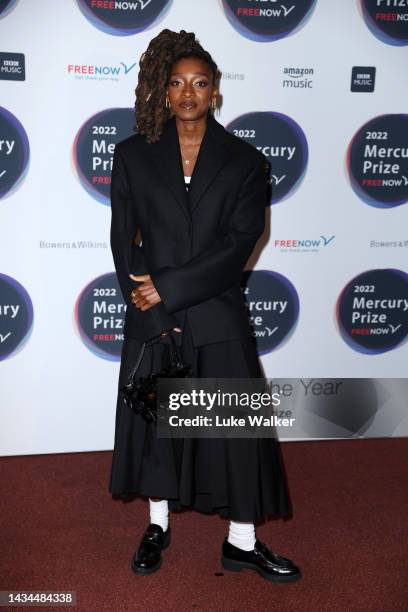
[109,315,291,522]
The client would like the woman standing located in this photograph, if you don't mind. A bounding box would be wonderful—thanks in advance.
[109,28,300,583]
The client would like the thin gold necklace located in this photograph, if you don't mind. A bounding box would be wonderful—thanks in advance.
[179,141,201,165]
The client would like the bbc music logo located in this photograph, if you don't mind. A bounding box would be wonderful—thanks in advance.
[0,52,25,81]
[350,66,376,92]
[76,0,173,36]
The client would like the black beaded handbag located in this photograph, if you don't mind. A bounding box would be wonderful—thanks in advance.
[121,330,193,424]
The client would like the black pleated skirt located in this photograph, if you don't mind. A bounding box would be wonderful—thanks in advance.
[109,316,291,522]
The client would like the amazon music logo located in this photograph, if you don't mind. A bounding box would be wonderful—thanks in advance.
[242,270,299,355]
[73,108,134,205]
[226,112,308,205]
[282,66,314,89]
[347,114,408,208]
[336,269,408,354]
[76,0,172,36]
[0,0,18,18]
[0,273,33,360]
[221,0,317,42]
[74,273,125,360]
[0,106,30,199]
[360,0,408,46]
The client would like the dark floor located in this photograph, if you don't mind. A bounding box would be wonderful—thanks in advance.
[1,438,407,611]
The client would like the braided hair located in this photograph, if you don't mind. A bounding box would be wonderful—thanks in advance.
[135,29,219,144]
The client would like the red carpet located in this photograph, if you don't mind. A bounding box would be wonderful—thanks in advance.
[1,439,407,611]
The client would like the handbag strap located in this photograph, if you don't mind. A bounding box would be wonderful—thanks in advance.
[126,329,181,382]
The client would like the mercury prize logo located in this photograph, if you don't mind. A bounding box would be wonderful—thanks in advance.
[226,112,308,205]
[360,0,408,46]
[336,269,408,354]
[0,106,30,199]
[76,0,173,36]
[0,273,33,360]
[73,108,135,205]
[221,0,316,41]
[347,114,408,208]
[74,273,125,360]
[242,270,299,354]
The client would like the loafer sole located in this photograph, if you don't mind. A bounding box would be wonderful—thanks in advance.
[221,555,301,582]
[131,528,171,576]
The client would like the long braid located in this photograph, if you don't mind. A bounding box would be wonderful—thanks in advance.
[135,29,218,144]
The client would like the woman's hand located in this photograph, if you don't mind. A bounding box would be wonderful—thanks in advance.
[129,273,181,333]
[129,274,160,310]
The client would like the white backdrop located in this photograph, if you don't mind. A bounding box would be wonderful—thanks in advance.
[0,0,407,456]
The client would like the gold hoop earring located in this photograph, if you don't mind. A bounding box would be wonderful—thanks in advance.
[165,95,170,109]
[211,97,217,111]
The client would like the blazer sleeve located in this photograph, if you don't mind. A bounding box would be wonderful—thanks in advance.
[110,143,179,333]
[150,157,268,314]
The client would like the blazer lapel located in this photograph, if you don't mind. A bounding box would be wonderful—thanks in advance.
[148,115,191,225]
[188,114,231,213]
[148,113,231,221]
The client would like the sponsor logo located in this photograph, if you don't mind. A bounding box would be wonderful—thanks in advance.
[282,66,314,89]
[226,111,308,205]
[336,269,408,354]
[221,0,317,42]
[76,0,173,36]
[74,272,125,359]
[0,52,25,81]
[0,273,33,360]
[360,0,408,46]
[242,270,300,354]
[0,106,30,199]
[72,107,135,205]
[347,114,408,208]
[351,66,376,92]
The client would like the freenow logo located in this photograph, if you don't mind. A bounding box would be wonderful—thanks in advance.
[282,67,314,89]
[273,235,335,252]
[74,272,125,360]
[351,66,376,92]
[336,269,408,354]
[0,52,25,81]
[0,0,18,18]
[0,106,30,199]
[76,0,173,36]
[67,61,137,81]
[226,111,308,205]
[360,0,408,46]
[242,270,299,355]
[221,0,317,42]
[347,114,408,208]
[0,273,33,360]
[73,107,135,205]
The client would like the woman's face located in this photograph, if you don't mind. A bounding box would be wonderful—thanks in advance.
[167,57,216,122]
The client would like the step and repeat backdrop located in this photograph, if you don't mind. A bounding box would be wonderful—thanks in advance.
[0,0,407,455]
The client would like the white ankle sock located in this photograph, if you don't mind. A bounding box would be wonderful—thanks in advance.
[227,521,256,551]
[149,498,169,532]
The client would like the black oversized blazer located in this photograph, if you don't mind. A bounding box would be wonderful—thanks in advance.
[110,112,269,347]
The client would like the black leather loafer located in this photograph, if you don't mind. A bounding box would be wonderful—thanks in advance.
[221,538,301,582]
[131,523,171,575]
